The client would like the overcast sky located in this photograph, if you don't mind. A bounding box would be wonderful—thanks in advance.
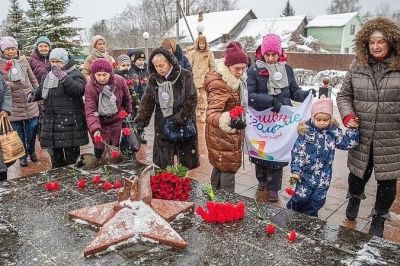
[1,0,400,30]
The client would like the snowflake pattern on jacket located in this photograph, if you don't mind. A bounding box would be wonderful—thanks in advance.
[286,119,359,216]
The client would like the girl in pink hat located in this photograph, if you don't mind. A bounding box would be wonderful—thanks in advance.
[286,97,359,217]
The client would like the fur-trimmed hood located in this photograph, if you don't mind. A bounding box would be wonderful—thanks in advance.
[354,17,400,69]
[194,36,210,51]
[148,46,181,84]
[204,58,246,91]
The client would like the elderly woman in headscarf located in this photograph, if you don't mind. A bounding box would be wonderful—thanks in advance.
[82,35,115,80]
[134,46,199,170]
[203,42,248,192]
[337,17,400,237]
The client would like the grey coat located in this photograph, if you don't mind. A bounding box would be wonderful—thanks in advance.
[337,57,400,181]
[337,17,400,181]
[0,74,12,172]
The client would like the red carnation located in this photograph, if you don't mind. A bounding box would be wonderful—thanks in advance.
[93,134,103,144]
[113,180,122,189]
[287,230,297,242]
[51,181,60,191]
[229,106,244,119]
[45,182,54,191]
[3,60,13,72]
[76,179,87,189]
[92,175,102,184]
[111,150,120,159]
[122,127,131,136]
[285,187,295,196]
[102,181,113,191]
[265,224,276,235]
[118,110,128,119]
[195,201,245,223]
[126,79,133,86]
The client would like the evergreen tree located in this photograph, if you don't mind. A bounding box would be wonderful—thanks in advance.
[42,0,82,54]
[282,0,295,17]
[327,0,361,14]
[4,0,26,49]
[21,0,46,54]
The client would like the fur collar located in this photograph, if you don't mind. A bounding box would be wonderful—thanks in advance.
[354,17,400,69]
[215,59,247,91]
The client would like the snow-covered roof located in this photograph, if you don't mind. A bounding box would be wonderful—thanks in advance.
[306,12,359,28]
[236,15,306,46]
[165,9,254,44]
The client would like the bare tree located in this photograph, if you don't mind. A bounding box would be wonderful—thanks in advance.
[87,0,239,49]
[327,0,360,14]
[191,0,238,13]
[362,3,400,24]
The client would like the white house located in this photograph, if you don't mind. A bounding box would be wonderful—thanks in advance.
[235,15,308,50]
[164,9,256,48]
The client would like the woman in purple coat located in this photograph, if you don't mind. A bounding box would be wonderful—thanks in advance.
[84,58,132,160]
[28,36,51,82]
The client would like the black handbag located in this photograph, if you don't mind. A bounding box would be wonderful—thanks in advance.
[163,116,196,143]
[119,120,141,157]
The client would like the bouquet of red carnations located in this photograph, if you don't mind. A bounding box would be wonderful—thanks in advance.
[196,201,245,223]
[150,165,191,201]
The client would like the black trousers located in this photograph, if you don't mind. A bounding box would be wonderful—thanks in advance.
[48,147,80,169]
[255,164,283,191]
[348,146,397,215]
[0,162,16,182]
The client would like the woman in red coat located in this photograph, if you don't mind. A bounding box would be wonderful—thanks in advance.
[84,58,132,159]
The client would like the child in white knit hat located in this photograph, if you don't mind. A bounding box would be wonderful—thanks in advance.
[286,96,360,217]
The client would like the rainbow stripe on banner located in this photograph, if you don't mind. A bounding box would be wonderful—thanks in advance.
[244,94,313,163]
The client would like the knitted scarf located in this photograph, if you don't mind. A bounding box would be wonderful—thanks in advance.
[8,59,25,83]
[42,65,76,99]
[98,85,118,117]
[256,60,289,96]
[156,67,181,118]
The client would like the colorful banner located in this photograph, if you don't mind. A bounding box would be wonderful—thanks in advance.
[245,94,313,162]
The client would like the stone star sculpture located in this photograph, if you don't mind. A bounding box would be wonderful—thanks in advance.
[68,166,194,257]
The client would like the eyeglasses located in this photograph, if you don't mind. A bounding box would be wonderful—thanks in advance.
[232,66,247,72]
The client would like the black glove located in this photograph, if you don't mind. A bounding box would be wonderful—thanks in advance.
[309,88,317,97]
[272,96,281,113]
[135,121,146,131]
[230,118,246,130]
[27,91,35,103]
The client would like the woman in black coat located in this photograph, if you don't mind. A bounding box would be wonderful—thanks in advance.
[29,48,88,168]
[134,46,199,170]
[247,34,313,202]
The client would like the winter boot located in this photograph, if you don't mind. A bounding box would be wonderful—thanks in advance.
[346,197,361,221]
[369,215,386,237]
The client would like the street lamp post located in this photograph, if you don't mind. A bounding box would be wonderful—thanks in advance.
[142,32,149,63]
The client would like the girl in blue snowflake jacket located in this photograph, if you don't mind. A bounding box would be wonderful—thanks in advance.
[286,96,359,217]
